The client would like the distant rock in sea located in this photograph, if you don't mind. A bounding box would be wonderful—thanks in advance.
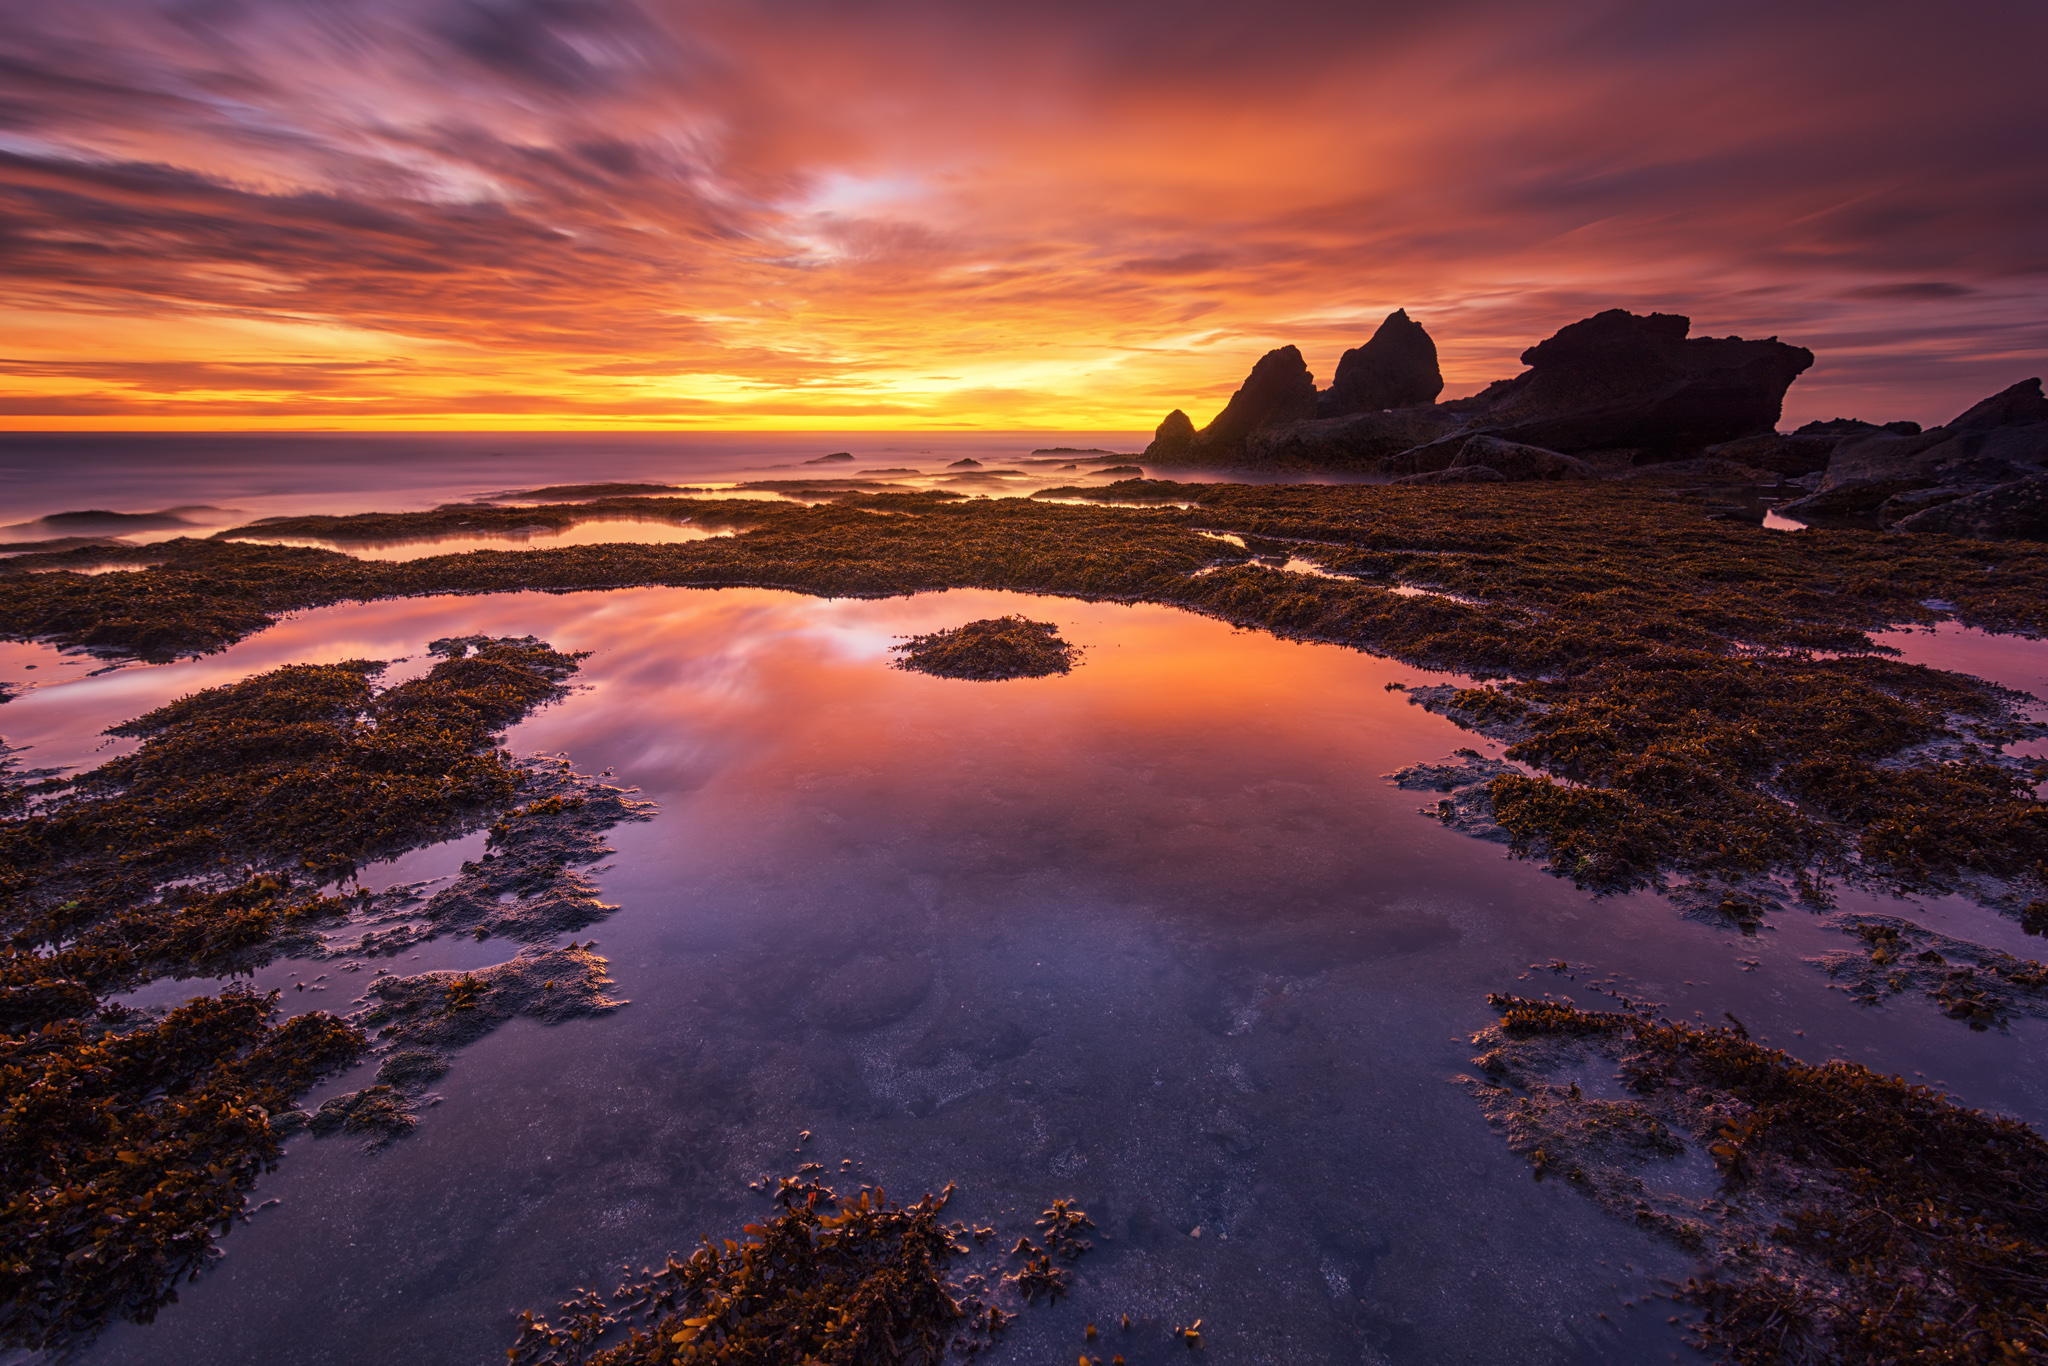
[948,458,982,469]
[804,452,855,464]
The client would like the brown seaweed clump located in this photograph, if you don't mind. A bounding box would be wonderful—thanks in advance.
[892,616,1079,681]
[507,1176,1091,1365]
[0,990,363,1348]
[1468,994,2048,1363]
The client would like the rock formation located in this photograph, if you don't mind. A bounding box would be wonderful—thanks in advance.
[1782,378,2048,534]
[1454,310,1813,455]
[1149,409,1197,460]
[1144,345,1317,463]
[1142,308,1811,474]
[1319,309,1443,417]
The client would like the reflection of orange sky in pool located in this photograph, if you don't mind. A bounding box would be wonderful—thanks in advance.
[0,586,1484,898]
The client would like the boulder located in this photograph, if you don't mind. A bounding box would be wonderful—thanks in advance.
[1894,474,2048,540]
[1463,310,1814,455]
[1875,487,1970,528]
[1393,465,1507,485]
[1318,309,1443,417]
[1448,435,1595,481]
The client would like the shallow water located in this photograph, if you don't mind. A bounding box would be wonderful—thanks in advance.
[6,581,2048,1365]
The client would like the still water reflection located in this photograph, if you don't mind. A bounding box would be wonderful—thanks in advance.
[3,586,2043,1366]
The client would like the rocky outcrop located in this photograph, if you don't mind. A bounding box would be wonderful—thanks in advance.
[1247,407,1457,471]
[1143,308,1812,474]
[1319,309,1443,417]
[1457,310,1813,456]
[1144,345,1317,463]
[1894,473,2048,539]
[1393,465,1507,485]
[1148,409,1197,460]
[1781,379,2048,535]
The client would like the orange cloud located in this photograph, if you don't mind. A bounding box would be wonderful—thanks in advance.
[0,0,2042,431]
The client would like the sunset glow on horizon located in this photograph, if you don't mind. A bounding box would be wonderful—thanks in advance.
[2,0,2044,433]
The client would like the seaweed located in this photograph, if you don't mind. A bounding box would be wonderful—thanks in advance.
[506,1175,1092,1365]
[0,636,613,1348]
[0,990,363,1348]
[2,482,2044,904]
[1469,994,2048,1363]
[892,616,1080,680]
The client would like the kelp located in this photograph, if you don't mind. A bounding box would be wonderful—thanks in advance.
[0,990,363,1348]
[507,1176,1093,1365]
[1470,995,2048,1364]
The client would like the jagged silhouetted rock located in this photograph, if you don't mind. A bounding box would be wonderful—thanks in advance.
[1143,307,1812,473]
[1145,345,1317,464]
[1148,409,1197,460]
[1949,378,2048,430]
[1462,310,1813,455]
[1319,309,1443,417]
[1795,417,1922,437]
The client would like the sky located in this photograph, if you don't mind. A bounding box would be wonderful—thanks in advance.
[0,0,2044,432]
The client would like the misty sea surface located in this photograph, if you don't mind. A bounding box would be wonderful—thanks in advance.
[3,433,2047,1365]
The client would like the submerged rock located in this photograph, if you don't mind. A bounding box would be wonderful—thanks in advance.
[1319,308,1444,417]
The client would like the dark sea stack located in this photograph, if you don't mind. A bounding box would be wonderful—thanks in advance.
[1318,308,1443,417]
[947,458,982,468]
[1144,408,1198,460]
[1471,310,1814,455]
[1160,345,1317,464]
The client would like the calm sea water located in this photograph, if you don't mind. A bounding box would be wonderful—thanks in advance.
[0,431,1161,533]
